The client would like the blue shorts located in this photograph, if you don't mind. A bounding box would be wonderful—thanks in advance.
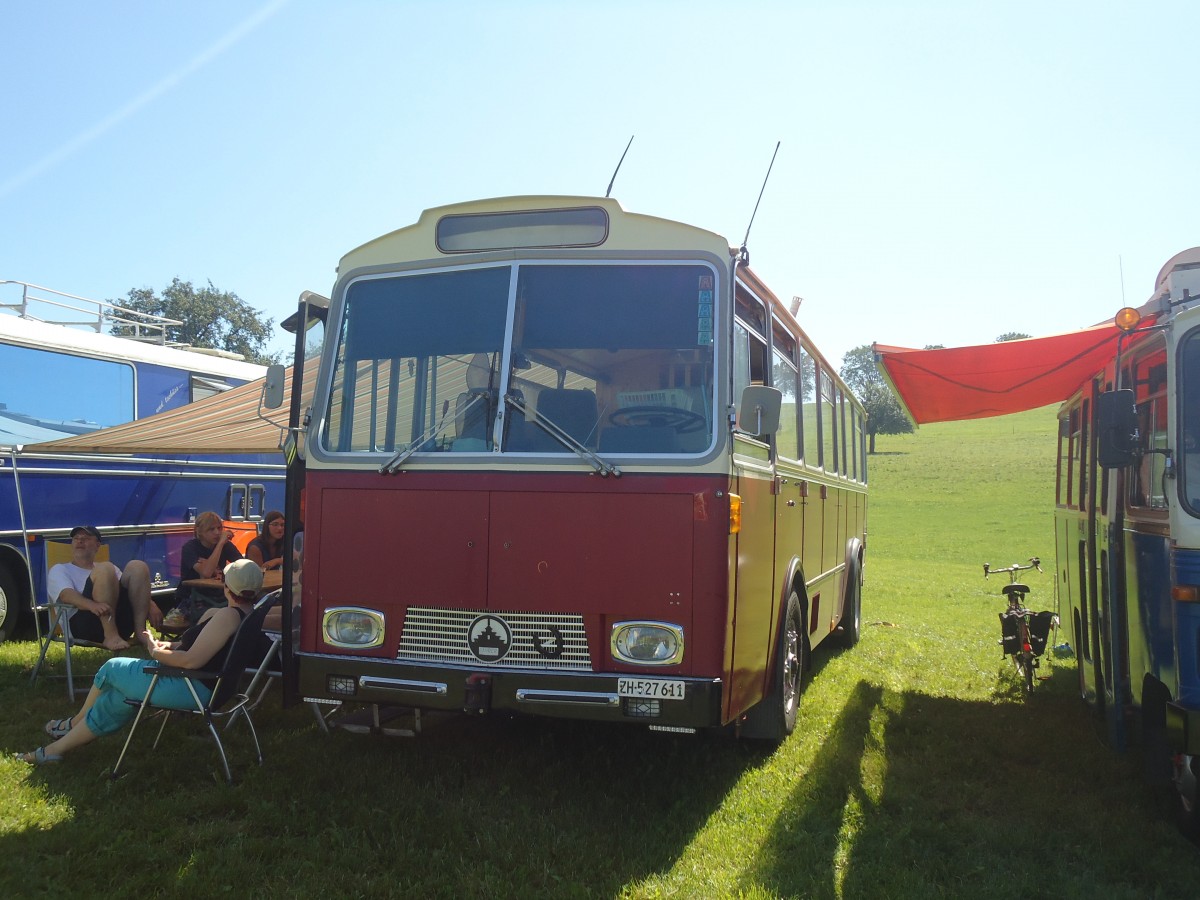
[85,656,213,737]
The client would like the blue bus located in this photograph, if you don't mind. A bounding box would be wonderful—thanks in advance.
[877,248,1200,837]
[0,280,284,642]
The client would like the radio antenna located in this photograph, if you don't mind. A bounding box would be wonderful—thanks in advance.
[739,141,781,264]
[605,135,634,198]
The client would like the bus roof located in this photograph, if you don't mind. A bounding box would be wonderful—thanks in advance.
[0,309,265,381]
[338,196,734,274]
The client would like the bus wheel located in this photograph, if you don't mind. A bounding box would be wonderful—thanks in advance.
[741,591,804,742]
[0,566,21,644]
[835,558,862,648]
[1175,754,1200,842]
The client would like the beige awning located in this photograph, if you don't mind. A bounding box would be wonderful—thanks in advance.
[26,365,312,455]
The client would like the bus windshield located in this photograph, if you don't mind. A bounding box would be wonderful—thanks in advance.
[323,262,717,457]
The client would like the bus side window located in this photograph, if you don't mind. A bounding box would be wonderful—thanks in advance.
[838,387,849,476]
[1060,415,1080,511]
[733,320,768,436]
[1129,348,1168,510]
[800,348,819,466]
[772,347,798,459]
[819,367,837,473]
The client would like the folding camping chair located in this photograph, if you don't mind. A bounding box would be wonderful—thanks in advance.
[224,590,284,731]
[29,540,111,701]
[111,595,272,783]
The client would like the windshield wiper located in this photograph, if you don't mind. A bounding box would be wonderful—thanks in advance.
[504,394,620,477]
[379,391,489,474]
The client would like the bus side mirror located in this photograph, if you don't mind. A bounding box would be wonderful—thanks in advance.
[262,364,286,410]
[736,385,783,437]
[1097,388,1138,468]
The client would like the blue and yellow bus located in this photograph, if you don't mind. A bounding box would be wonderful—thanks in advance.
[1055,248,1200,835]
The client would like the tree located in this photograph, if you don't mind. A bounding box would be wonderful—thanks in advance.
[111,278,279,365]
[995,332,1031,343]
[840,344,914,452]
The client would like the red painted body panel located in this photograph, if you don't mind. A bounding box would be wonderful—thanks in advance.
[301,470,731,676]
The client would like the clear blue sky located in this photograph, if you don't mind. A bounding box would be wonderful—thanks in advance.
[2,0,1197,367]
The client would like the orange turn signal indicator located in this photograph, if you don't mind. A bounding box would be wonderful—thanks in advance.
[1114,307,1141,332]
[1172,585,1200,603]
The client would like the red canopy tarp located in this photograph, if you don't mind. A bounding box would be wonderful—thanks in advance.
[873,321,1128,425]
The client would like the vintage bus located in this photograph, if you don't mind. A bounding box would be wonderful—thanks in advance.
[1055,248,1200,833]
[275,196,868,740]
[0,280,281,642]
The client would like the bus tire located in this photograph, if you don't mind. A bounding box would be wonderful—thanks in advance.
[1175,754,1200,842]
[0,566,22,645]
[835,556,862,648]
[741,591,804,742]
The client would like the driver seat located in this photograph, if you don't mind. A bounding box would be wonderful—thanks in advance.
[533,388,599,449]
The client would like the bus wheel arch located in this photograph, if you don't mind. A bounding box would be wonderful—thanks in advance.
[739,585,807,742]
[835,539,864,648]
[1141,674,1200,841]
[0,548,31,644]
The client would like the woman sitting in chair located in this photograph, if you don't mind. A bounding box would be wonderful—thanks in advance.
[16,559,264,766]
[246,510,285,572]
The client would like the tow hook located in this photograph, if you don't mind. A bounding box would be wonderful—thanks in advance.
[464,673,492,714]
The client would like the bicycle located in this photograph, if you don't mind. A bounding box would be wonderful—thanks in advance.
[983,557,1059,694]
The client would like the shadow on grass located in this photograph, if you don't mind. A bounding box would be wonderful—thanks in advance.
[743,672,1200,899]
[1,638,772,898]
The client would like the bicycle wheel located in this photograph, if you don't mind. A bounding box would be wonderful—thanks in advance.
[1022,653,1035,693]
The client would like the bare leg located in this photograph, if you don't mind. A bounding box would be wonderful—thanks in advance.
[28,684,103,760]
[40,720,99,759]
[68,683,102,729]
[121,560,160,643]
[88,565,130,651]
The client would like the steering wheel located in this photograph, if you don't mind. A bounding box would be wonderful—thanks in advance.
[608,405,706,433]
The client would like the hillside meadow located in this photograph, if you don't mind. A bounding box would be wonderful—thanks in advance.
[3,405,1200,898]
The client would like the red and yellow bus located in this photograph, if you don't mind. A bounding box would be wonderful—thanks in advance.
[277,196,867,739]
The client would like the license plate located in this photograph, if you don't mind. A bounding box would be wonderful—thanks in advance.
[617,678,686,700]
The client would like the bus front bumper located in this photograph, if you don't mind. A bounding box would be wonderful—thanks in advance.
[298,653,725,729]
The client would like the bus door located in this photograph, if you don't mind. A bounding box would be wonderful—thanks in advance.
[728,314,778,717]
[731,447,777,717]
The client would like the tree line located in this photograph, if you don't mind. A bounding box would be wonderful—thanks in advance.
[109,278,279,366]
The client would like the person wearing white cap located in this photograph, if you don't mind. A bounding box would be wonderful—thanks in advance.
[15,559,264,766]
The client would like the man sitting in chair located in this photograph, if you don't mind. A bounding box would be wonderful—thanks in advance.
[46,525,162,651]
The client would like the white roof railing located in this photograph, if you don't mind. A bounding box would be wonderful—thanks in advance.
[0,279,185,346]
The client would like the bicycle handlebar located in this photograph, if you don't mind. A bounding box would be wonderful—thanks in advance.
[983,557,1042,578]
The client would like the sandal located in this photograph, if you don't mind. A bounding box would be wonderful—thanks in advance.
[15,747,63,765]
[44,718,73,739]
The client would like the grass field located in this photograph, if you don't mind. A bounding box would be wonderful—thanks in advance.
[4,406,1200,898]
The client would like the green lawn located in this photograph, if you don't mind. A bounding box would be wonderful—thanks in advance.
[3,406,1200,898]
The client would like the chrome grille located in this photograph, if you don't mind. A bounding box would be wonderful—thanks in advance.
[397,607,592,670]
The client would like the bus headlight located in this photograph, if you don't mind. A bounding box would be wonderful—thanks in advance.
[322,607,385,648]
[611,621,684,665]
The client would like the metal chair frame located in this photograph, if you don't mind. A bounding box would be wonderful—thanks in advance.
[111,597,272,783]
